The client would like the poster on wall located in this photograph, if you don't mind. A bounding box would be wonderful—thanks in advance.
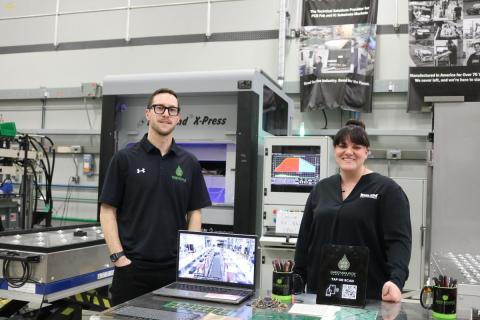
[300,0,378,113]
[408,0,480,111]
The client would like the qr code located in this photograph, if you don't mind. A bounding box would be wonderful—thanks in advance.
[341,284,357,300]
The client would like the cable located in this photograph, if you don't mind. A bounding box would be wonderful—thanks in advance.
[59,177,74,226]
[322,109,328,129]
[27,135,55,227]
[84,97,94,129]
[0,252,45,318]
[2,257,32,288]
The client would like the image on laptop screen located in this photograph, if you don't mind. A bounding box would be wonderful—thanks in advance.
[178,232,256,285]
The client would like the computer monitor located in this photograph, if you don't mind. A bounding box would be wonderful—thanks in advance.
[270,145,321,193]
[263,136,335,206]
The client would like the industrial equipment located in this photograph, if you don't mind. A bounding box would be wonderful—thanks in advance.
[259,136,336,292]
[0,225,112,303]
[0,122,54,231]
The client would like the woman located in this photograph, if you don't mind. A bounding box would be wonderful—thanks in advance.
[293,120,411,302]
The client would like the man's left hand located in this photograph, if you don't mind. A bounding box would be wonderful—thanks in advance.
[382,281,402,302]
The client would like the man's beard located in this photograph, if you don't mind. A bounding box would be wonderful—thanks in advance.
[150,121,175,136]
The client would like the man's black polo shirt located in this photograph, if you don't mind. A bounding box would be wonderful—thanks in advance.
[100,135,211,267]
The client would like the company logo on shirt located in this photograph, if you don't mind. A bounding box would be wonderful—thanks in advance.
[172,165,186,183]
[360,193,378,199]
[338,254,351,271]
[136,168,146,174]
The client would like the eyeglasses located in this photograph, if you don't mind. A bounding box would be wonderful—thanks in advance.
[148,104,180,116]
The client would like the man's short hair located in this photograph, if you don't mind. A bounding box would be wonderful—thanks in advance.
[147,88,180,108]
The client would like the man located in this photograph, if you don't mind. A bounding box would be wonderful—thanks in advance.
[467,42,480,66]
[446,40,457,66]
[454,3,461,21]
[100,88,211,305]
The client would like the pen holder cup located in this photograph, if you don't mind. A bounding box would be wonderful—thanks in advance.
[420,286,457,319]
[271,271,303,304]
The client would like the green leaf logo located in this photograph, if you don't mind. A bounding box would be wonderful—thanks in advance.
[176,165,183,177]
[338,254,350,271]
[442,294,449,301]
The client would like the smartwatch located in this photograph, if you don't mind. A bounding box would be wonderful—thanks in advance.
[109,251,125,263]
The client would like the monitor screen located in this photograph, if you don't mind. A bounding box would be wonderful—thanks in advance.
[270,145,321,193]
[177,232,256,285]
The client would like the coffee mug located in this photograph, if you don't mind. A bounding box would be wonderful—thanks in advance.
[271,271,303,303]
[420,285,457,319]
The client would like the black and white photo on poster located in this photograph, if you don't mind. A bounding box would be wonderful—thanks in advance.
[300,0,378,112]
[408,0,480,111]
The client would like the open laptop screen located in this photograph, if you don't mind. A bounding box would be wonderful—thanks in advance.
[177,231,257,288]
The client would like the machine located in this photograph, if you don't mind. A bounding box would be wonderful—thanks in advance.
[259,136,336,292]
[0,122,53,231]
[0,225,112,303]
[99,69,293,235]
[0,124,114,317]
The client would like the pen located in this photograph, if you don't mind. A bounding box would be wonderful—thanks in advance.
[450,279,457,288]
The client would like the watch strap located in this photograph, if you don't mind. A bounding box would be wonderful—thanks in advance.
[110,251,125,262]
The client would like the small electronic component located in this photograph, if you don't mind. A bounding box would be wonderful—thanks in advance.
[73,230,87,237]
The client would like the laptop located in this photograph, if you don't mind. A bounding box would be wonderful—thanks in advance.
[153,230,257,304]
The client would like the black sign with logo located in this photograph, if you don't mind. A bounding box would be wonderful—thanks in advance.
[316,244,369,307]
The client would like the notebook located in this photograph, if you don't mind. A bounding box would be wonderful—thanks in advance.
[153,230,257,304]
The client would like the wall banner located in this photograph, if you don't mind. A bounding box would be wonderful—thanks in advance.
[300,0,378,113]
[408,0,480,111]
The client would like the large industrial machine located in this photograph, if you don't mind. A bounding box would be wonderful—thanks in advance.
[0,123,114,318]
[259,136,336,291]
[0,122,54,231]
[99,69,293,235]
[0,225,112,303]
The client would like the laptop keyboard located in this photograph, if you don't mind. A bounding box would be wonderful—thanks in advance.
[167,283,251,296]
[113,305,199,320]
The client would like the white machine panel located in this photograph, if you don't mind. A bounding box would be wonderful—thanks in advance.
[394,178,427,291]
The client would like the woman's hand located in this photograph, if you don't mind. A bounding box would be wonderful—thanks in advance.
[381,281,402,302]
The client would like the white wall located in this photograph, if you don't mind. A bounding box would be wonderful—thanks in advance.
[0,0,429,223]
[0,0,413,86]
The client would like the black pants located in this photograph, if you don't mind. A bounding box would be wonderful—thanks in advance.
[110,262,176,306]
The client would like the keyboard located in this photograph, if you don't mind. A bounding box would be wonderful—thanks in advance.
[166,282,251,296]
[113,305,199,320]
